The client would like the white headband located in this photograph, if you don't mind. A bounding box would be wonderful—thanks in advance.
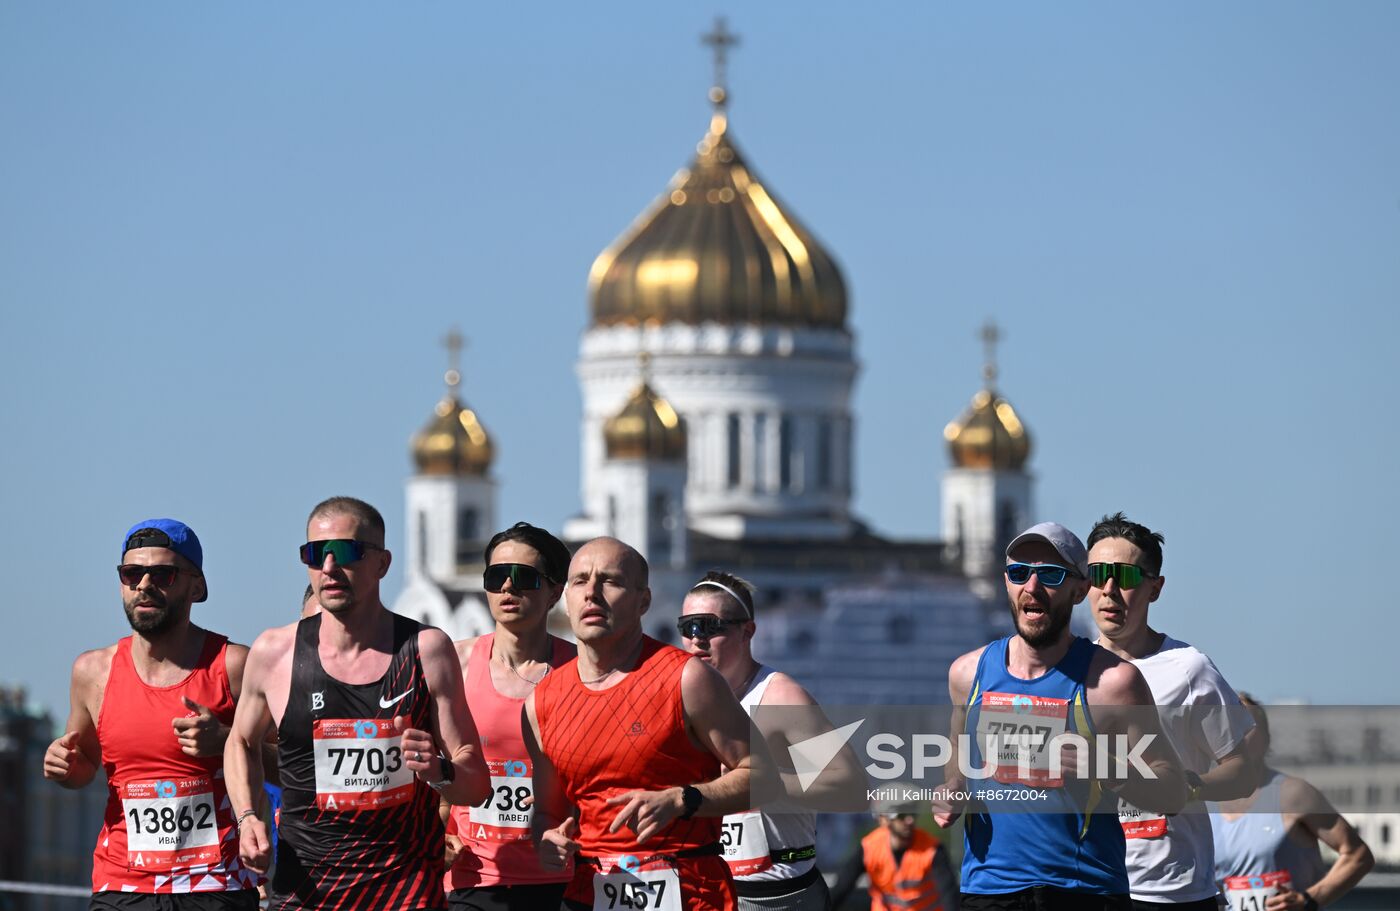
[691,579,752,619]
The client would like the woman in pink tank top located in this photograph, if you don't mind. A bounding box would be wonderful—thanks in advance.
[443,523,576,911]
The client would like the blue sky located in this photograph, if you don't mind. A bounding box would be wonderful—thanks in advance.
[3,3,1396,718]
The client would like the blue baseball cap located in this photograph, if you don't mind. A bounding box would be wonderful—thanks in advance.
[122,519,207,601]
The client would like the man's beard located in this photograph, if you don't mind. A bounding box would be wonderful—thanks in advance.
[124,596,180,636]
[1011,597,1072,649]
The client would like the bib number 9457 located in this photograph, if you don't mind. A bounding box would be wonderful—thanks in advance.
[592,864,680,911]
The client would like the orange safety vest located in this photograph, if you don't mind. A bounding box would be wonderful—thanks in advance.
[862,825,944,911]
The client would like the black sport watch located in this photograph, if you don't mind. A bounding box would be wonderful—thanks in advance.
[1301,894,1319,911]
[679,785,703,820]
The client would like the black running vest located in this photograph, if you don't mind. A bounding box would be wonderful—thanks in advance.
[273,613,444,910]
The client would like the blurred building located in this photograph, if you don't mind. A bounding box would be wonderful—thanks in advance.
[391,22,1038,681]
[1,685,105,911]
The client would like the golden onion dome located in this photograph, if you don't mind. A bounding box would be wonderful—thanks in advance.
[588,91,847,329]
[944,321,1031,471]
[411,335,494,476]
[603,372,687,461]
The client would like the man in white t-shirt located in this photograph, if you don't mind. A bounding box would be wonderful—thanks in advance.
[1087,512,1257,911]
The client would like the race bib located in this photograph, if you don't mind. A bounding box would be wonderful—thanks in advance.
[121,776,220,871]
[1117,798,1167,839]
[591,857,681,911]
[313,718,414,811]
[976,692,1070,787]
[467,758,534,842]
[1222,871,1292,911]
[721,811,772,876]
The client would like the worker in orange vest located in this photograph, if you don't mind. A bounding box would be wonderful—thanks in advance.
[830,791,959,910]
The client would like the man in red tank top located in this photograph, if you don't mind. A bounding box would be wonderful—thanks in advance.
[42,518,261,911]
[223,497,491,911]
[442,522,577,911]
[525,537,773,911]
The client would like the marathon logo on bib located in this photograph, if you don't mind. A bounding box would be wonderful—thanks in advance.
[976,692,1070,787]
[312,718,414,810]
[721,811,772,876]
[1223,871,1292,911]
[121,776,220,871]
[1117,798,1167,839]
[468,758,534,842]
[591,855,681,911]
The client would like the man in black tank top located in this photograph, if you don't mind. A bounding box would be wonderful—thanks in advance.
[224,497,491,911]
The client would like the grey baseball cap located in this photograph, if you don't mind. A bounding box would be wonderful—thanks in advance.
[1005,522,1089,578]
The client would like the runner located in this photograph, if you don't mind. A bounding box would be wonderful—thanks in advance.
[934,521,1187,911]
[1211,695,1374,911]
[677,570,857,911]
[443,522,576,911]
[42,518,260,909]
[1087,512,1257,910]
[525,537,771,911]
[829,790,958,911]
[224,496,490,911]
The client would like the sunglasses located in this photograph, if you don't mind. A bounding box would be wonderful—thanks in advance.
[1088,562,1156,589]
[299,539,378,567]
[118,564,190,588]
[1004,563,1077,587]
[676,614,748,640]
[483,563,554,593]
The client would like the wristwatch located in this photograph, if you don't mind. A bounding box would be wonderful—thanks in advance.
[1184,770,1203,804]
[426,752,455,793]
[1301,894,1319,911]
[679,785,703,820]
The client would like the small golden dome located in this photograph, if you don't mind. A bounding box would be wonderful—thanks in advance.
[588,105,847,329]
[604,378,687,461]
[944,389,1032,471]
[411,332,494,476]
[944,321,1031,471]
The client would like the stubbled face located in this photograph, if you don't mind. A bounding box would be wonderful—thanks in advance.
[306,512,389,614]
[564,539,650,644]
[1087,537,1164,639]
[485,540,562,629]
[1004,540,1088,649]
[882,812,916,848]
[677,591,752,674]
[120,547,201,636]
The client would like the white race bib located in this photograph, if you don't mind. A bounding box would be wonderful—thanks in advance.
[468,759,535,842]
[1222,871,1292,911]
[312,718,414,811]
[1117,798,1167,839]
[976,692,1070,787]
[121,776,220,871]
[721,811,772,876]
[591,857,682,911]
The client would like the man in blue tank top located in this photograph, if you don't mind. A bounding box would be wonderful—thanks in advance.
[933,522,1188,911]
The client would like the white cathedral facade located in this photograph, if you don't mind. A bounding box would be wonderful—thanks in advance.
[390,55,1042,706]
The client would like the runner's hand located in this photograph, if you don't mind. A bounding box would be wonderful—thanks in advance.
[539,817,580,869]
[238,816,272,875]
[930,780,965,829]
[43,731,84,782]
[172,697,225,757]
[1265,886,1308,910]
[606,787,684,844]
[444,833,463,867]
[393,715,439,781]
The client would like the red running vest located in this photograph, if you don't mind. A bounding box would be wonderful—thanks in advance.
[92,633,256,894]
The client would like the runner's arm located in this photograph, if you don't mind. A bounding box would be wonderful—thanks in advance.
[759,672,865,810]
[826,841,868,908]
[931,844,960,911]
[605,657,774,842]
[932,647,982,828]
[1286,776,1374,907]
[524,691,581,867]
[417,627,490,806]
[224,630,279,874]
[42,649,107,788]
[1091,659,1187,814]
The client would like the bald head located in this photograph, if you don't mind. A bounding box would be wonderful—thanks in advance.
[571,537,648,589]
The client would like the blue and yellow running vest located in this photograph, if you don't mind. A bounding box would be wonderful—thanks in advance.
[961,636,1128,895]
